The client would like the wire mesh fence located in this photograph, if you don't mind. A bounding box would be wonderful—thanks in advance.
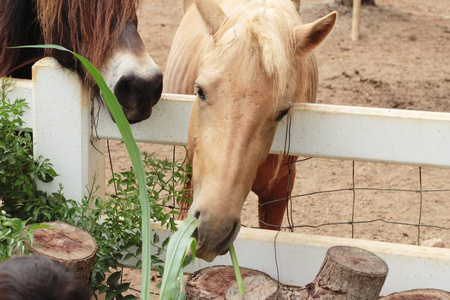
[250,158,450,248]
[106,140,450,250]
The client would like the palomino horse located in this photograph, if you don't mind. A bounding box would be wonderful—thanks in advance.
[164,0,336,261]
[0,0,162,123]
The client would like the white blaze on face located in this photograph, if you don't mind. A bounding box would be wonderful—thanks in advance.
[99,22,163,123]
[101,50,161,93]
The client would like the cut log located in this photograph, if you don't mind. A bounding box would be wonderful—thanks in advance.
[185,265,281,300]
[25,221,97,283]
[381,289,450,300]
[298,245,388,300]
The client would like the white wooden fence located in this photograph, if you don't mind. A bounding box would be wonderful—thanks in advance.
[9,58,450,294]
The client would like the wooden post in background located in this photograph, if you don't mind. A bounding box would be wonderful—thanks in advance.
[352,0,362,40]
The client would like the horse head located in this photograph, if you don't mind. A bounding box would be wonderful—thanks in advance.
[1,0,162,123]
[166,0,336,261]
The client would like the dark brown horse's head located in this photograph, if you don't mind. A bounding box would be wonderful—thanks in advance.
[0,0,162,123]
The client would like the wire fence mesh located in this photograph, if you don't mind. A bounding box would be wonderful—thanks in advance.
[251,158,450,248]
[107,139,450,250]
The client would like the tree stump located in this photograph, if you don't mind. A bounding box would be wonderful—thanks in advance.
[381,289,450,300]
[185,265,281,300]
[25,221,97,283]
[298,246,388,300]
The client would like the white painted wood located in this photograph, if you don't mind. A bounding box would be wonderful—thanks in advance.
[31,58,104,202]
[9,79,33,129]
[92,93,193,145]
[273,103,450,168]
[150,223,450,295]
[95,95,450,168]
[9,60,450,294]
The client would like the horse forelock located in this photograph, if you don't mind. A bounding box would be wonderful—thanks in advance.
[36,0,140,77]
[213,0,306,100]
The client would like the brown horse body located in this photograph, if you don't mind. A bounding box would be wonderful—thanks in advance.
[165,0,336,261]
[0,0,162,123]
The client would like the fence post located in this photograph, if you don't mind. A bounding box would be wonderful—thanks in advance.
[32,57,104,203]
[352,0,362,41]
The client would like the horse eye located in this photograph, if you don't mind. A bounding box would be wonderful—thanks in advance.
[276,109,290,121]
[196,85,206,101]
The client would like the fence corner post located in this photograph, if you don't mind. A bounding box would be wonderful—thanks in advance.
[32,57,104,204]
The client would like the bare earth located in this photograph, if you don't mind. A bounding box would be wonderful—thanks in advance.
[107,0,450,296]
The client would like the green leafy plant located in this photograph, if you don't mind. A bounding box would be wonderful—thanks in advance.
[0,72,191,299]
[0,77,57,219]
[12,43,157,298]
[11,44,202,299]
[0,212,51,260]
[5,45,244,299]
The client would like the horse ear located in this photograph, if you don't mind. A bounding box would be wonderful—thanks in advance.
[295,12,337,53]
[196,0,227,35]
[183,0,195,14]
[292,0,301,11]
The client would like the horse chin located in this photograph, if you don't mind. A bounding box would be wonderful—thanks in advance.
[195,248,220,262]
[195,244,230,262]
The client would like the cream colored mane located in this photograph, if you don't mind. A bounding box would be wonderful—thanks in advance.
[210,0,305,99]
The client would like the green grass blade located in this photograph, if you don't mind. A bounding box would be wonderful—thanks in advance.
[160,215,200,300]
[11,44,153,299]
[230,244,245,295]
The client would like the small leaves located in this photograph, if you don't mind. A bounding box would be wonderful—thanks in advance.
[3,47,194,300]
[107,271,122,286]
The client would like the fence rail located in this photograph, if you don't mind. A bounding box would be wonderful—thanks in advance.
[8,57,450,294]
[96,92,450,168]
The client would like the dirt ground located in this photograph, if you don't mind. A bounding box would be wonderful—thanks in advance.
[107,0,450,296]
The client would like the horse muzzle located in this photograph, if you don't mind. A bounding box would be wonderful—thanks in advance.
[191,212,241,262]
[114,71,163,123]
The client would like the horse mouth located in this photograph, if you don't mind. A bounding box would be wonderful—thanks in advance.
[194,220,240,262]
[216,220,239,254]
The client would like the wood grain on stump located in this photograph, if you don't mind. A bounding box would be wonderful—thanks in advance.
[25,222,97,283]
[299,246,388,300]
[186,265,281,300]
[381,289,450,300]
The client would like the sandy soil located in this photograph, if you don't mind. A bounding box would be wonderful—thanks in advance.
[106,0,450,296]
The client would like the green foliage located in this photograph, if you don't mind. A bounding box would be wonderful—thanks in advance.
[229,244,245,295]
[0,74,192,299]
[0,77,57,219]
[159,215,199,300]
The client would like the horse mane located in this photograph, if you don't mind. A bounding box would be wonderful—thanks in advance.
[0,1,36,77]
[212,0,307,100]
[0,0,140,80]
[37,0,140,73]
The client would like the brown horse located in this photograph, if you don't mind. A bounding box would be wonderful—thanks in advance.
[164,0,336,261]
[0,0,162,123]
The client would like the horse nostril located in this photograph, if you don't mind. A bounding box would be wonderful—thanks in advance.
[150,72,163,104]
[194,210,201,220]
